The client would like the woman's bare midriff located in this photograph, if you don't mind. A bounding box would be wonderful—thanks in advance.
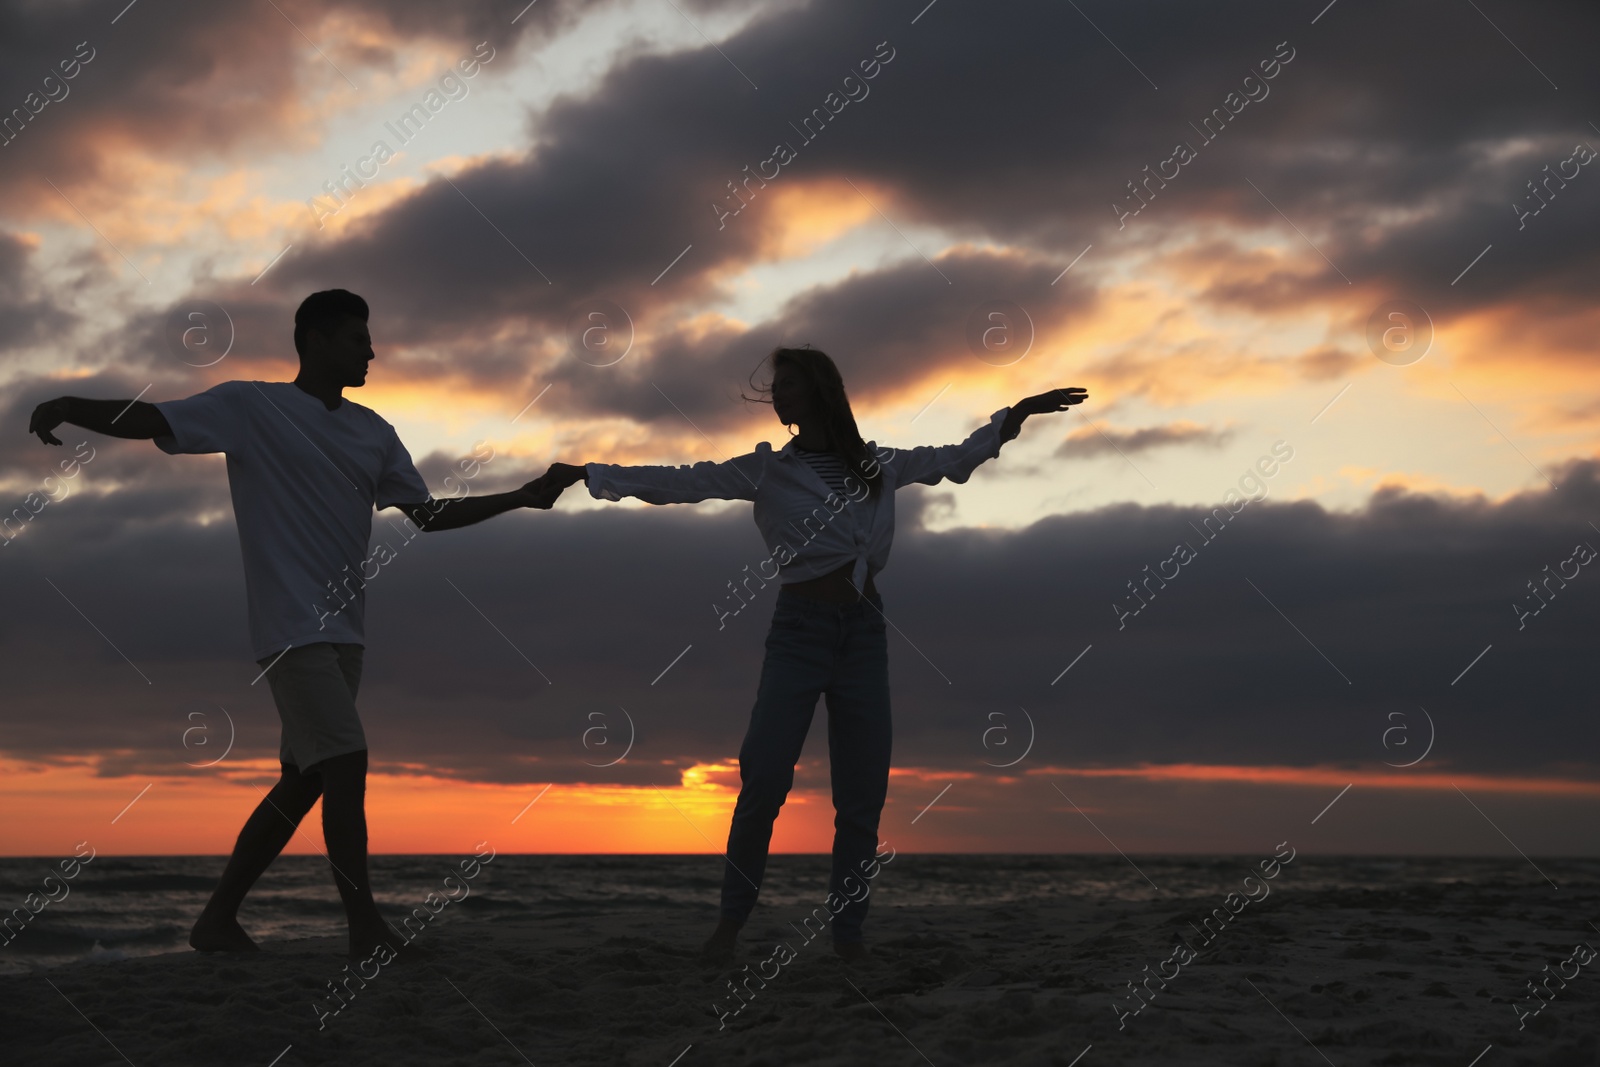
[781,561,878,605]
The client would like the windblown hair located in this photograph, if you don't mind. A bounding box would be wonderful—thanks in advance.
[746,345,884,499]
[294,289,369,358]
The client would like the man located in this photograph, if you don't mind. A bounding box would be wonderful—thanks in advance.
[28,289,556,959]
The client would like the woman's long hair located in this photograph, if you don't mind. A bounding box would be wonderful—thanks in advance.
[746,346,884,499]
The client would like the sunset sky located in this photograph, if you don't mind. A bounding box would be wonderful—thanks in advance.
[1,0,1596,858]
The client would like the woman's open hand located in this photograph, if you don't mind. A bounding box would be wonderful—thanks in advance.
[1000,387,1088,441]
[1018,387,1088,415]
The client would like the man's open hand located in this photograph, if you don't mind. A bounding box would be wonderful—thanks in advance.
[29,398,69,445]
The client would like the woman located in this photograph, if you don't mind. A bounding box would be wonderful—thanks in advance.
[541,347,1086,961]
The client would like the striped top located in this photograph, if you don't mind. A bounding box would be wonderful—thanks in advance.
[792,447,858,498]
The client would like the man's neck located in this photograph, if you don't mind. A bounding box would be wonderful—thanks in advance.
[292,374,344,411]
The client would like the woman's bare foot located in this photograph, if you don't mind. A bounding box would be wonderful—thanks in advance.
[348,914,402,962]
[832,939,866,962]
[189,911,259,953]
[700,915,744,964]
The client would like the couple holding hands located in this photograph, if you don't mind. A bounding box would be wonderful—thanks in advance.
[27,289,1086,964]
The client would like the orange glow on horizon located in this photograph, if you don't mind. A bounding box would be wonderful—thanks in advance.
[0,758,835,858]
[3,757,1595,856]
[1026,762,1600,797]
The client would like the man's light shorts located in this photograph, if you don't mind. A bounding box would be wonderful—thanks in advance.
[256,642,366,773]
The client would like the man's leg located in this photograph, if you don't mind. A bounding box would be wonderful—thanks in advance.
[316,749,391,958]
[190,761,323,952]
[259,642,388,957]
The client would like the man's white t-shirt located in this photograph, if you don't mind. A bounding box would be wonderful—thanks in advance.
[153,380,430,661]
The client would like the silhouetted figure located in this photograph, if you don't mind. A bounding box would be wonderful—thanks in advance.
[539,346,1086,962]
[28,289,561,960]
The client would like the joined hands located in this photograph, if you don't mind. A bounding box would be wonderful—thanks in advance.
[516,462,588,510]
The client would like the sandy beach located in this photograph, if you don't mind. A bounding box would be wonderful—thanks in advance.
[4,857,1596,1067]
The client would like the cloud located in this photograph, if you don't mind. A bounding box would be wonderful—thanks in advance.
[0,233,75,354]
[3,449,1596,790]
[219,0,1595,424]
[15,0,1595,462]
[0,0,601,207]
[1055,421,1232,460]
[4,0,1599,857]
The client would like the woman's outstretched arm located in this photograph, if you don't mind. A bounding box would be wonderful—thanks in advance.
[890,387,1088,489]
[542,453,762,504]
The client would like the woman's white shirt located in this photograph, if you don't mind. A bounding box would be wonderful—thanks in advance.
[584,408,1014,588]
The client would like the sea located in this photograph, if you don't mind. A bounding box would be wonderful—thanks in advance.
[0,854,1587,975]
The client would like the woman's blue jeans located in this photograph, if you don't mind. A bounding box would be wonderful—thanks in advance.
[718,585,892,943]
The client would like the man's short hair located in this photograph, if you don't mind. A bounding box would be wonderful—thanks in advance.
[294,290,369,358]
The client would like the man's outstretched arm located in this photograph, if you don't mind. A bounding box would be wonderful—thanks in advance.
[392,474,569,532]
[30,397,171,445]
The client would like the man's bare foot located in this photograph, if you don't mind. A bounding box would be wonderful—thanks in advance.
[189,912,259,953]
[700,915,743,964]
[832,939,866,962]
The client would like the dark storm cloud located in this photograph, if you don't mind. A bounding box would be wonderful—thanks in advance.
[533,247,1094,431]
[0,234,74,354]
[825,0,1600,315]
[8,242,1081,451]
[0,0,599,203]
[258,1,1110,403]
[247,0,1598,423]
[1055,422,1231,460]
[3,445,1594,785]
[0,0,615,402]
[105,294,304,380]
